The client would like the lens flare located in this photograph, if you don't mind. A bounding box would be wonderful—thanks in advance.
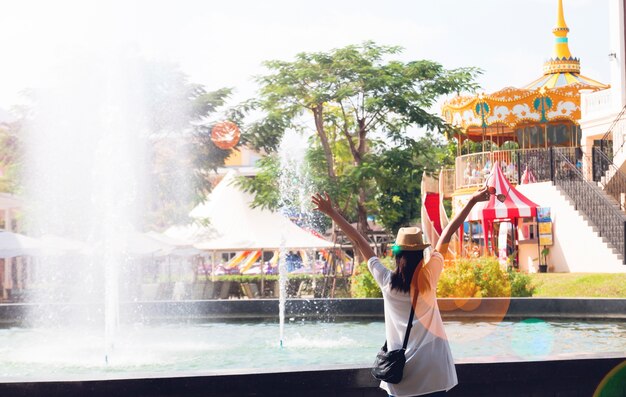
[593,360,626,397]
[510,318,554,359]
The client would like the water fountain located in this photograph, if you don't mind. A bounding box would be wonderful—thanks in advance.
[24,53,141,363]
[276,130,315,348]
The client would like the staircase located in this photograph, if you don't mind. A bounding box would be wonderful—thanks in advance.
[597,154,626,212]
[553,149,626,264]
[517,181,624,271]
[594,104,626,211]
[556,183,624,263]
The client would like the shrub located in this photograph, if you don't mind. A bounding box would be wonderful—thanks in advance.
[508,268,536,297]
[350,257,395,298]
[196,274,322,283]
[438,256,535,298]
[350,255,536,298]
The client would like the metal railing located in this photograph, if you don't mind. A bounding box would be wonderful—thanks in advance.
[455,150,518,189]
[515,148,559,183]
[552,149,626,264]
[441,168,455,196]
[600,104,626,149]
[592,147,626,212]
[596,104,626,177]
[451,146,625,263]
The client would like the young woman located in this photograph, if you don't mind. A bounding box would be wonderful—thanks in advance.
[312,187,490,397]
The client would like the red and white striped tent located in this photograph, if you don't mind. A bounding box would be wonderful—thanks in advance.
[466,161,539,254]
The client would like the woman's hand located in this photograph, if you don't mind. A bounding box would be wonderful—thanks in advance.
[472,185,491,203]
[311,192,336,216]
[436,184,490,253]
[312,192,376,260]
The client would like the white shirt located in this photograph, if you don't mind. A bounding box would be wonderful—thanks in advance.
[368,251,458,397]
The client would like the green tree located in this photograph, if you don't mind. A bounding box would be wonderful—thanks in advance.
[128,62,235,229]
[239,41,480,253]
[0,122,22,194]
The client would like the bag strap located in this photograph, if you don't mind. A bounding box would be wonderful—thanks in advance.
[401,287,418,350]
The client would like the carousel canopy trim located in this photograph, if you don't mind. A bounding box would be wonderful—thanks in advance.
[442,85,587,132]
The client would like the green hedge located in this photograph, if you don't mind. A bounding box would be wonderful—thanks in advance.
[347,255,535,298]
[196,274,324,283]
[351,257,394,298]
[438,256,535,297]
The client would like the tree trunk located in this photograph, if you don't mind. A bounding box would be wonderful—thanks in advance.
[313,105,336,181]
[353,120,370,264]
[354,187,370,264]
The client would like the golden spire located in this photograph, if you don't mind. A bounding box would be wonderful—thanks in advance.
[543,0,580,75]
[553,0,571,59]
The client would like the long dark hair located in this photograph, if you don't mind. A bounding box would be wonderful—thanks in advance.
[390,250,425,293]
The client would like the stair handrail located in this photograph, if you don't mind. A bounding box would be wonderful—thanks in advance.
[552,148,626,264]
[600,104,626,159]
[592,147,626,211]
[600,104,626,141]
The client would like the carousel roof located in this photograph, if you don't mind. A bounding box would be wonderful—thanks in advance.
[523,0,608,91]
[442,0,609,135]
[524,72,608,91]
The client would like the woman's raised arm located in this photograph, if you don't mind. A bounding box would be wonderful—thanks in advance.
[436,186,490,253]
[312,192,376,261]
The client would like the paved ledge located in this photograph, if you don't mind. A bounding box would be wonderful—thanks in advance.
[2,298,626,326]
[0,355,624,397]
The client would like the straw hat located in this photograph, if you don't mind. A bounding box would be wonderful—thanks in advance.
[394,227,430,251]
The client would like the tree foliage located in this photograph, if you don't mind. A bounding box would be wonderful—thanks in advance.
[239,41,481,240]
[7,61,234,230]
[142,64,234,229]
[0,123,22,194]
[104,61,236,229]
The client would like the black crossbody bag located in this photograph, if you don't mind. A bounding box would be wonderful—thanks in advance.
[371,292,417,384]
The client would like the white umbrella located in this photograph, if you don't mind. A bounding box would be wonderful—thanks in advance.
[145,231,203,257]
[125,232,173,257]
[38,234,92,255]
[0,230,41,258]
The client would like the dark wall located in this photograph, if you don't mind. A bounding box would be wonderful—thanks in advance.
[0,356,624,397]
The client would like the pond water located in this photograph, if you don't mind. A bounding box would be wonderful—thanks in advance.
[1,319,625,379]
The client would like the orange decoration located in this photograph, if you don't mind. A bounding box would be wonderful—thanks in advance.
[211,121,240,150]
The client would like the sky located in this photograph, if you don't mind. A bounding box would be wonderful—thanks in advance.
[0,0,611,112]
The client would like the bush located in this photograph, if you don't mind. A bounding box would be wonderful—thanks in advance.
[508,268,536,297]
[350,260,381,298]
[196,274,322,283]
[438,256,535,298]
[350,257,395,298]
[349,255,536,298]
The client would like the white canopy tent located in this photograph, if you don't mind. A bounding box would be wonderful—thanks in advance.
[0,231,41,258]
[123,231,174,257]
[38,234,93,256]
[144,231,205,258]
[166,170,334,251]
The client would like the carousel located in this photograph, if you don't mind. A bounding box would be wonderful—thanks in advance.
[441,0,608,190]
[424,0,611,265]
